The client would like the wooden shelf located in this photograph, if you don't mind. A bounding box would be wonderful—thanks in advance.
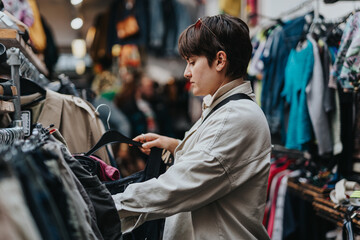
[0,29,48,76]
[313,197,360,234]
[287,178,333,201]
[288,179,360,234]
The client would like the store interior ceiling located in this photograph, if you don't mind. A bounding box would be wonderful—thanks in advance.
[37,0,112,51]
[36,0,186,83]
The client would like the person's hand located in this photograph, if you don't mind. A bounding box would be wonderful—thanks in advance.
[133,133,179,155]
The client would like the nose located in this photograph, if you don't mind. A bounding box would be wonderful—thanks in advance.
[184,65,191,79]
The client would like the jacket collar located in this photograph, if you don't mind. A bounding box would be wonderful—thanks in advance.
[202,79,254,110]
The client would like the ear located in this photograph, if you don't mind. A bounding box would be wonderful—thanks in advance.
[215,51,227,72]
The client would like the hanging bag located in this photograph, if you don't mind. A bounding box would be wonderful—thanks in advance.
[116,0,139,39]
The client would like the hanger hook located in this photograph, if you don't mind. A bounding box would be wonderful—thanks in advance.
[95,104,111,130]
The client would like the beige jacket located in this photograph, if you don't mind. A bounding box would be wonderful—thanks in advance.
[21,90,110,164]
[112,80,271,240]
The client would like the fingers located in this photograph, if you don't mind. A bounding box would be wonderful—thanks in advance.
[133,134,144,142]
[142,139,159,149]
[133,133,157,141]
[132,133,167,152]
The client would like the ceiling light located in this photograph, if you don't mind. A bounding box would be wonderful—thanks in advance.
[71,0,83,5]
[71,17,83,30]
[71,39,86,58]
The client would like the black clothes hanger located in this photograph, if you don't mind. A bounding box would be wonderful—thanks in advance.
[20,77,46,96]
[85,130,142,156]
[20,77,46,107]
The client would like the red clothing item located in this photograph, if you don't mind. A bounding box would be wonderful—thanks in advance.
[263,157,290,226]
[267,171,289,237]
[267,157,290,196]
[89,155,120,181]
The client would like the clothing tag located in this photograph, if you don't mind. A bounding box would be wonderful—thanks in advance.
[0,13,14,27]
[21,110,31,136]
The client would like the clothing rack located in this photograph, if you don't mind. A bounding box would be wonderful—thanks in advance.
[0,29,49,144]
[278,0,313,18]
[0,126,24,144]
[7,47,21,121]
[271,144,311,159]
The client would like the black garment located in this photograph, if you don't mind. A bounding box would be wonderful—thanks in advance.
[63,147,122,240]
[105,147,166,240]
[105,147,165,194]
[41,16,59,79]
[337,83,354,177]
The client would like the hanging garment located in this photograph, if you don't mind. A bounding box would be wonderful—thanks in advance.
[271,170,301,240]
[354,93,360,159]
[27,0,47,52]
[330,12,360,90]
[219,0,241,17]
[339,28,360,91]
[60,146,122,240]
[10,149,72,240]
[74,154,121,182]
[281,39,314,151]
[306,35,333,155]
[2,0,34,27]
[0,175,42,240]
[41,16,59,77]
[41,141,102,240]
[261,15,306,136]
[20,89,111,164]
[89,11,110,65]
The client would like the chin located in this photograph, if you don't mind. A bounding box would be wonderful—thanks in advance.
[193,92,206,97]
[191,87,206,96]
[192,89,200,96]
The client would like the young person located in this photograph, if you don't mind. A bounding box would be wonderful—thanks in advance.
[112,14,271,240]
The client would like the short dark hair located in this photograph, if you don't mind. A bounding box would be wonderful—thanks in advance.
[178,14,252,79]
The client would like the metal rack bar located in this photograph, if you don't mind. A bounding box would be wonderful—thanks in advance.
[6,47,21,121]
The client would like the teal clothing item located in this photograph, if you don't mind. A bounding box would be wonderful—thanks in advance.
[281,40,314,151]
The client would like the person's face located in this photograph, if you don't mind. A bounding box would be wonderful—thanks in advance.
[183,55,221,96]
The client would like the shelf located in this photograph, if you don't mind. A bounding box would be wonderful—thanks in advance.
[313,197,360,234]
[288,178,360,234]
[287,178,333,201]
[0,29,48,76]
